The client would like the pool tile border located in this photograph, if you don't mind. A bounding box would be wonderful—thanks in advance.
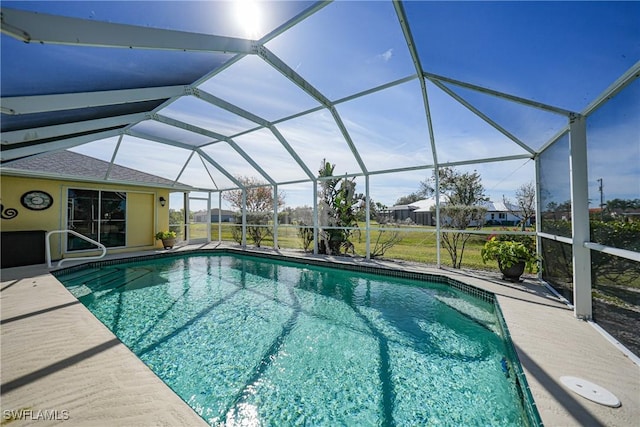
[54,249,494,303]
[53,247,542,426]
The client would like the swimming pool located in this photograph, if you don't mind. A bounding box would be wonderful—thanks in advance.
[55,252,538,426]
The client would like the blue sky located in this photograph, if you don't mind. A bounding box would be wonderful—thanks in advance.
[3,1,638,210]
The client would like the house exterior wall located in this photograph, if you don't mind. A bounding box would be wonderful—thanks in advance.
[485,211,532,226]
[0,175,170,264]
[413,211,434,226]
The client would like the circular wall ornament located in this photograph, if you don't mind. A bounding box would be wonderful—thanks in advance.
[21,191,53,211]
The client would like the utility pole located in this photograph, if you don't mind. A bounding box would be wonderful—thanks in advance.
[597,178,604,220]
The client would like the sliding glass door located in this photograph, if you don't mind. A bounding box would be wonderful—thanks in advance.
[67,189,126,250]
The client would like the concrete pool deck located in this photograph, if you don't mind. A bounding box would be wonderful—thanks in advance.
[1,244,638,426]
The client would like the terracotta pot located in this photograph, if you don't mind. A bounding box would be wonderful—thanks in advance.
[498,260,526,282]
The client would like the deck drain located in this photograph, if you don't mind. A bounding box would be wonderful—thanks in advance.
[560,376,621,407]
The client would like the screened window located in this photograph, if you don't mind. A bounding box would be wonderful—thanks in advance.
[67,189,126,250]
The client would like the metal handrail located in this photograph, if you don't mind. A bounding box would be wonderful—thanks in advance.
[46,229,107,268]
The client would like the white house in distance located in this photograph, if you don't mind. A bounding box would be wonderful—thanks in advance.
[482,201,532,226]
[379,198,532,227]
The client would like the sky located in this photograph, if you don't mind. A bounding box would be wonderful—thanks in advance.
[3,1,639,211]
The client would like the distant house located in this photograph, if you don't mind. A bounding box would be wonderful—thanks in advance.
[380,198,532,227]
[482,201,532,226]
[409,198,437,226]
[193,208,236,223]
[379,198,437,226]
[379,204,416,223]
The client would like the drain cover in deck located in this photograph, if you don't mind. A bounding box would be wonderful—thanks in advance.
[560,376,621,407]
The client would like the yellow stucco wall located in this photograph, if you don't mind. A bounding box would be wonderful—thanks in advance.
[0,175,171,262]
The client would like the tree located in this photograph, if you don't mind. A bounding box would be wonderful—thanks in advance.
[288,205,314,252]
[423,167,488,268]
[354,197,385,221]
[223,176,285,247]
[317,159,363,255]
[395,192,422,206]
[420,167,487,206]
[606,198,640,212]
[503,181,536,231]
[168,208,186,237]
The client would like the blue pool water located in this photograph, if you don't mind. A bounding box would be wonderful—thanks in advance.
[56,253,531,426]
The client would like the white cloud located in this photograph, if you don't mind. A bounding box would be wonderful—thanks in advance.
[377,48,393,62]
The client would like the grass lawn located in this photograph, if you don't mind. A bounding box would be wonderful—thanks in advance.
[190,222,530,271]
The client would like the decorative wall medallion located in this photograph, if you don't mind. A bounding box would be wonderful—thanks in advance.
[0,204,18,219]
[20,191,53,211]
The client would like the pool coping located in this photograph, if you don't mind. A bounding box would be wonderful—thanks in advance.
[2,244,639,426]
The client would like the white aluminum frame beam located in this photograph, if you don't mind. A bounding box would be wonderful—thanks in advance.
[104,134,124,180]
[273,184,279,249]
[150,113,223,143]
[423,71,574,116]
[429,79,536,155]
[198,154,219,189]
[255,46,332,108]
[174,151,198,188]
[257,1,331,45]
[242,189,247,247]
[365,175,371,259]
[1,86,186,115]
[394,0,442,266]
[1,112,147,145]
[269,126,316,180]
[569,113,592,320]
[0,128,122,161]
[151,113,276,185]
[256,46,368,174]
[125,129,243,189]
[191,88,316,181]
[1,8,255,54]
[189,88,270,127]
[582,60,640,117]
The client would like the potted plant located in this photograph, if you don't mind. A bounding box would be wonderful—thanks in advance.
[155,231,177,249]
[481,236,540,282]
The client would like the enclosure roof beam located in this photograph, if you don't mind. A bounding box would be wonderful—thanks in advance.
[196,148,245,190]
[334,75,419,105]
[256,46,368,175]
[582,60,640,116]
[429,79,536,155]
[1,112,147,145]
[1,86,186,115]
[187,89,316,182]
[1,8,256,54]
[423,71,574,116]
[0,129,122,162]
[439,154,532,168]
[189,88,271,128]
[154,113,277,186]
[256,46,332,108]
[126,129,243,189]
[393,0,439,168]
[151,113,277,184]
[269,125,316,181]
[150,113,224,143]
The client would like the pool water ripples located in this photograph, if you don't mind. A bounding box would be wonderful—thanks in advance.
[58,254,529,426]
